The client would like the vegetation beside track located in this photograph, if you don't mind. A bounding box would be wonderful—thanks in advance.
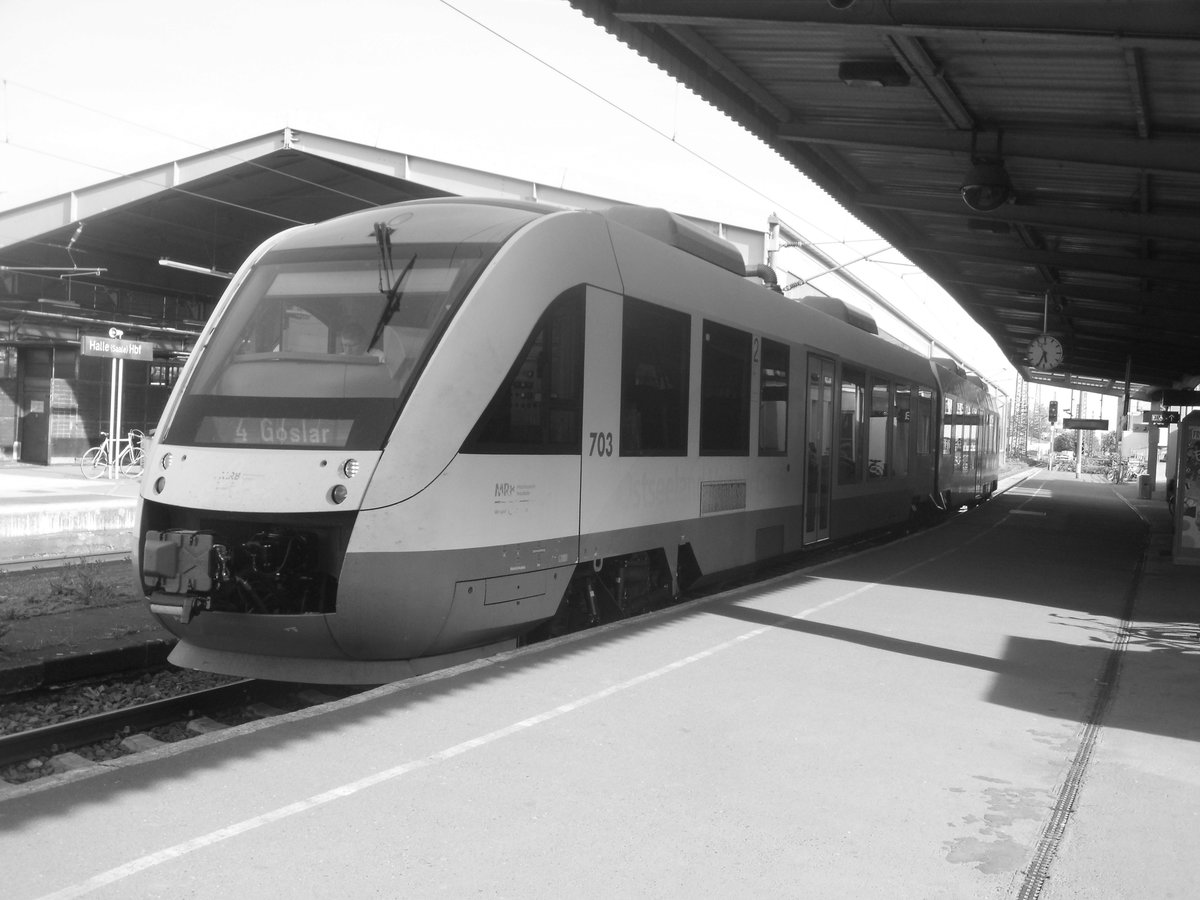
[0,559,141,647]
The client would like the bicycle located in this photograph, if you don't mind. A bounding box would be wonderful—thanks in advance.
[80,429,145,479]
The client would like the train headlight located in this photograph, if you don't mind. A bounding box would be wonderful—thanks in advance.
[330,484,349,505]
[154,477,166,494]
[160,452,172,470]
[341,458,360,479]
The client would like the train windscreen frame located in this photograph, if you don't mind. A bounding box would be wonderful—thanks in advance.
[165,239,518,451]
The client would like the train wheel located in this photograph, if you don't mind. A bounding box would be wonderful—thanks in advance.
[525,549,676,644]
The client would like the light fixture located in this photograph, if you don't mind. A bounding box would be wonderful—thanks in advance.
[159,258,234,279]
[838,60,910,88]
[960,130,1014,212]
[0,265,106,276]
[960,162,1013,212]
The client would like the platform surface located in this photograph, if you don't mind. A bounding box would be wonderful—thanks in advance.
[1,471,1196,899]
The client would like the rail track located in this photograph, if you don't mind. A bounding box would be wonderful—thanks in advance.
[0,673,363,787]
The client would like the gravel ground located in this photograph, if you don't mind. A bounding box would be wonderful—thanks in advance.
[0,667,238,737]
[0,559,240,784]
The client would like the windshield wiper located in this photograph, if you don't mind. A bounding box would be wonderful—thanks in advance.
[370,221,416,352]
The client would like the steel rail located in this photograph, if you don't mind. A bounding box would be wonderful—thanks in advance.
[0,679,258,769]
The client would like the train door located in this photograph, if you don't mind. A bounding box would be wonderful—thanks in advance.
[804,354,835,544]
[966,403,981,497]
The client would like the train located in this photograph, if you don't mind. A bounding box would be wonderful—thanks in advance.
[135,197,1002,683]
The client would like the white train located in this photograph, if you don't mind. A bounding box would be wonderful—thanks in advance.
[136,198,1001,683]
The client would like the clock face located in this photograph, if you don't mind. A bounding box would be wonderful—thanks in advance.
[1029,334,1063,371]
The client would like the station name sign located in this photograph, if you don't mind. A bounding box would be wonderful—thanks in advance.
[1062,418,1109,431]
[81,335,154,361]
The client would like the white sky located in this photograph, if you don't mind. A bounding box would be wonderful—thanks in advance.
[0,0,1016,388]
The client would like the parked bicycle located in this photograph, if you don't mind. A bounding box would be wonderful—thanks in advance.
[80,429,145,479]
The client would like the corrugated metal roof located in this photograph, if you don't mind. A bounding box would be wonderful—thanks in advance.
[571,0,1200,397]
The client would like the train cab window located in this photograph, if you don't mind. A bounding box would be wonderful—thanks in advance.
[868,377,891,478]
[916,387,934,456]
[838,365,866,483]
[620,298,690,456]
[700,320,751,456]
[758,338,789,455]
[893,383,911,477]
[463,290,584,454]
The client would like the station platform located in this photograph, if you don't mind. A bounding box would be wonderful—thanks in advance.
[0,460,138,560]
[0,470,1196,898]
[0,462,155,691]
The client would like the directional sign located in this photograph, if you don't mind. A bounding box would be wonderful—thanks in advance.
[1144,410,1181,426]
[1062,418,1108,430]
[81,335,154,361]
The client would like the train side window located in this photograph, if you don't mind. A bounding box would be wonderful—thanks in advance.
[893,383,911,477]
[700,320,751,456]
[868,377,891,478]
[620,298,690,456]
[916,387,934,455]
[838,365,866,483]
[462,289,584,454]
[758,338,789,455]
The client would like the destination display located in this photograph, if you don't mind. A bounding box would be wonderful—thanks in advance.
[1062,418,1108,431]
[197,416,354,447]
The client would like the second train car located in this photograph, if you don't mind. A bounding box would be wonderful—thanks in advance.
[136,198,1001,683]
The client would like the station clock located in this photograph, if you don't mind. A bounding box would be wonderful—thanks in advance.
[1028,334,1064,371]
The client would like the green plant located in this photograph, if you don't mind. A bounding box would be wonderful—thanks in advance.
[43,562,119,609]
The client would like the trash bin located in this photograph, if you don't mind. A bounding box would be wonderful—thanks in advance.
[1138,473,1152,499]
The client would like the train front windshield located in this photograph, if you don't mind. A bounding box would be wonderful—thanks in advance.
[163,205,541,450]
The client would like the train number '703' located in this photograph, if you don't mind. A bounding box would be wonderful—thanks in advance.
[588,431,614,457]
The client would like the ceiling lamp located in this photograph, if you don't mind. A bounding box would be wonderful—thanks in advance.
[960,161,1013,212]
[159,258,234,279]
[960,130,1014,212]
[838,61,910,88]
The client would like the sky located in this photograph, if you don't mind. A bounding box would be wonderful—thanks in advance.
[0,0,1016,389]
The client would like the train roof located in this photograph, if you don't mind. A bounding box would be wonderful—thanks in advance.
[797,296,879,335]
[599,205,747,276]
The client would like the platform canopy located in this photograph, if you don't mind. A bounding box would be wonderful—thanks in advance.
[569,1,1200,399]
[0,127,776,351]
[0,130,457,330]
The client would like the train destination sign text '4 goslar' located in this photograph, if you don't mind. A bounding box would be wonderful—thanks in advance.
[81,335,155,360]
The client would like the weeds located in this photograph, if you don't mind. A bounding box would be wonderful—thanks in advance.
[44,561,120,608]
[0,560,127,624]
